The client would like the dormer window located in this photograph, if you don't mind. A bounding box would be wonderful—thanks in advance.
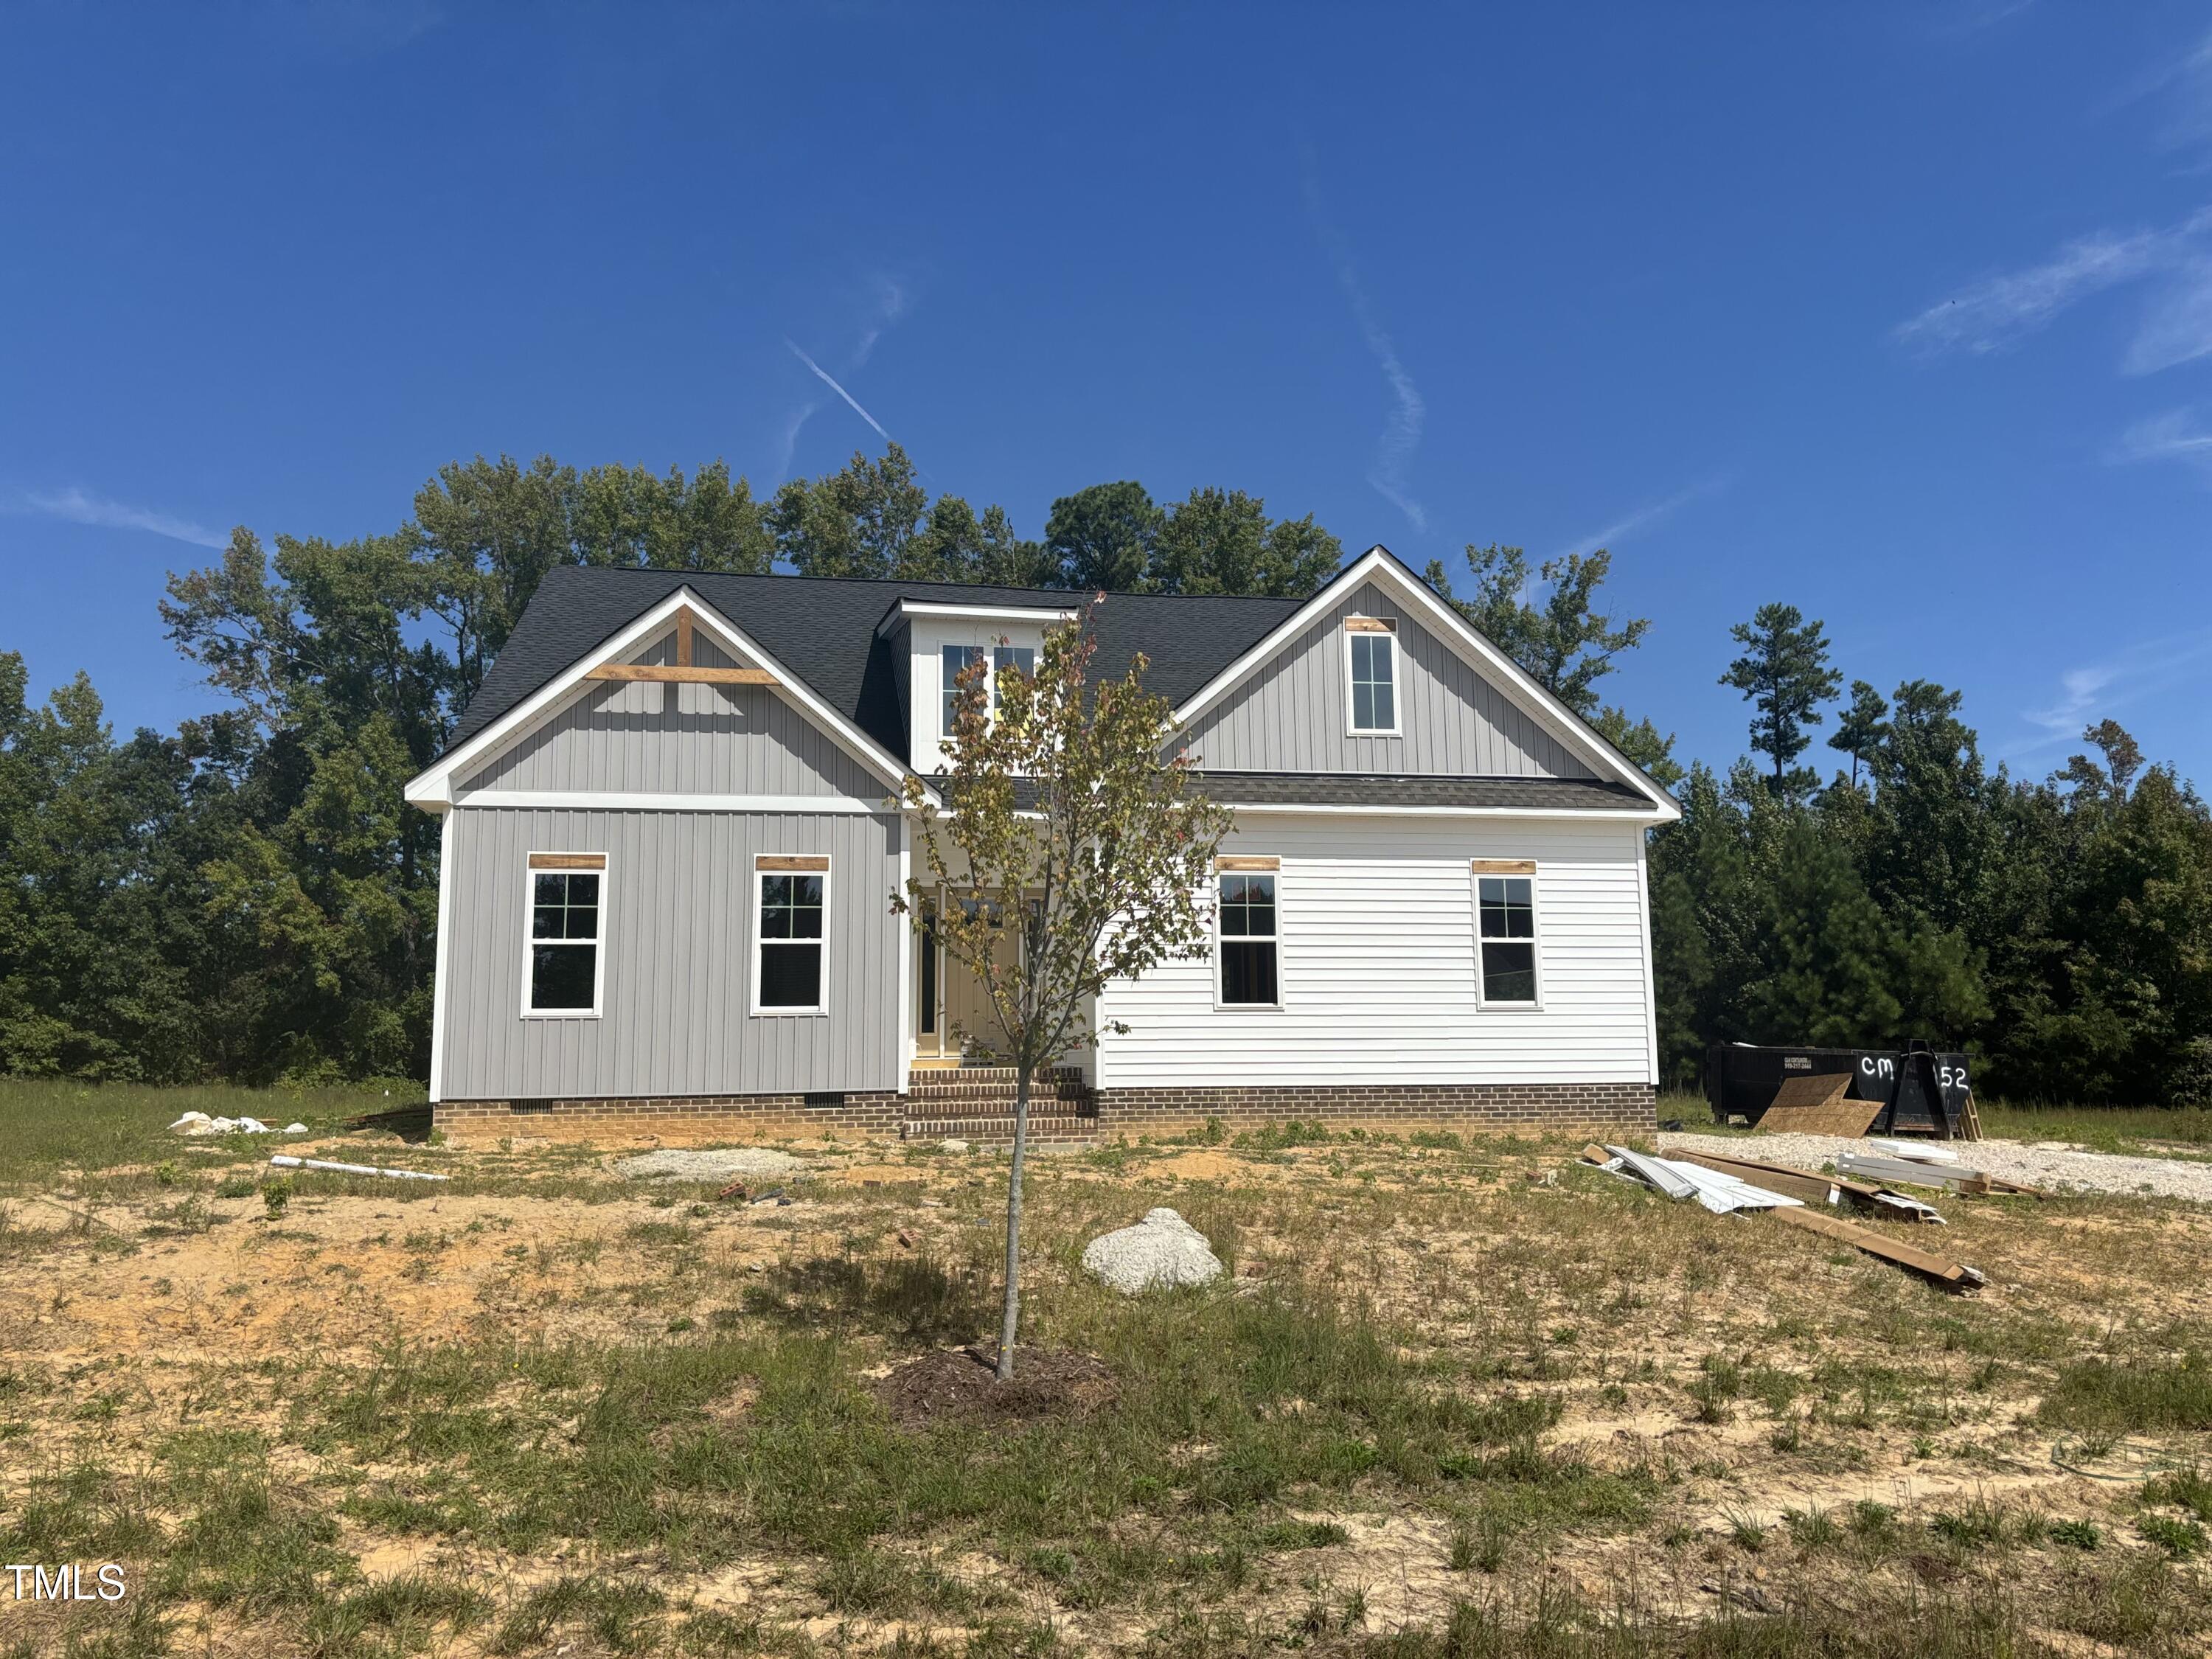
[942,645,984,737]
[1346,616,1398,734]
[940,644,1038,737]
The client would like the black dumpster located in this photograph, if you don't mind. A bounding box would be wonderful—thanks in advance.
[1705,1042,1973,1136]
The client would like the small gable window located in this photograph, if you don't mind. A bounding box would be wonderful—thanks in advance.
[1346,618,1397,734]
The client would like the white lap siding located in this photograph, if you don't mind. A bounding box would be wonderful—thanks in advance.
[1093,816,1654,1089]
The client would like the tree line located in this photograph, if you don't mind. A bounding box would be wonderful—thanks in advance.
[1,445,2205,1103]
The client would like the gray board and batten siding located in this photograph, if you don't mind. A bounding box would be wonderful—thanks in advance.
[1177,582,1594,779]
[461,629,886,801]
[439,806,905,1102]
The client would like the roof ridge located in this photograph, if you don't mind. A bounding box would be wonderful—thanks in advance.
[544,563,1307,605]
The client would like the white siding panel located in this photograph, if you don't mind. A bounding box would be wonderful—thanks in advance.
[1096,817,1652,1088]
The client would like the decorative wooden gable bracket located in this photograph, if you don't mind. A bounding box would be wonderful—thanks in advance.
[582,604,780,686]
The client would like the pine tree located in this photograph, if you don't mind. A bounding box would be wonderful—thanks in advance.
[1719,602,1840,796]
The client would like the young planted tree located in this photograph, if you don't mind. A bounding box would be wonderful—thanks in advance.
[1719,602,1842,797]
[896,605,1232,1380]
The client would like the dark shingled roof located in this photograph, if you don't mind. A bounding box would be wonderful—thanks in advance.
[448,566,1301,759]
[942,773,1654,814]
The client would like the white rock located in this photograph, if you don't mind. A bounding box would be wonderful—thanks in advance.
[283,1123,309,1135]
[938,1138,970,1153]
[1081,1207,1225,1295]
[615,1148,807,1180]
[167,1112,213,1133]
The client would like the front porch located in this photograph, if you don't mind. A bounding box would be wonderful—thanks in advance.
[898,1064,1099,1148]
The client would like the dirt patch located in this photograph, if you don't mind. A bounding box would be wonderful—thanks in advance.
[874,1343,1117,1428]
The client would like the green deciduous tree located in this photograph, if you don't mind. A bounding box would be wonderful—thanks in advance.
[1150,487,1341,597]
[897,606,1231,1378]
[1425,544,1649,717]
[1719,602,1841,796]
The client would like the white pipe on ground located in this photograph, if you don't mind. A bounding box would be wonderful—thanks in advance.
[268,1154,450,1183]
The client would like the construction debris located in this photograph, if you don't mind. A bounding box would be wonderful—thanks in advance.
[1585,1145,1804,1214]
[1770,1206,1985,1291]
[1667,1147,1948,1223]
[1753,1074,1882,1138]
[268,1154,450,1183]
[170,1112,296,1136]
[1582,1144,1984,1288]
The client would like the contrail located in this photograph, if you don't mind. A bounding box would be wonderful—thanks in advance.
[785,338,892,444]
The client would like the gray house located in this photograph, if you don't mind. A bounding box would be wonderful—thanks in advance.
[404,546,1677,1145]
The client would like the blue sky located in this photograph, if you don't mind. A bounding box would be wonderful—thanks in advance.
[2,1,2208,785]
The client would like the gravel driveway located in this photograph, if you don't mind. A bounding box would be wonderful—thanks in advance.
[1657,1130,2212,1204]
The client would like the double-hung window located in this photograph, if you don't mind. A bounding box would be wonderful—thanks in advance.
[1474,862,1539,1005]
[1217,860,1280,1007]
[942,645,986,737]
[942,644,1035,738]
[525,852,606,1015]
[1346,618,1397,733]
[755,855,829,1014]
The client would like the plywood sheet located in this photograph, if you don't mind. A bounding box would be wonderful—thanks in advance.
[1755,1073,1879,1137]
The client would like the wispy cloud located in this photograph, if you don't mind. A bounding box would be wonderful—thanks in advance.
[785,339,892,445]
[1553,474,1729,561]
[1304,170,1427,532]
[2108,406,2212,470]
[776,277,908,476]
[1894,210,2212,357]
[7,486,226,548]
[2006,625,2212,757]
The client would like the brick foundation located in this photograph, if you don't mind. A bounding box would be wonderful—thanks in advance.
[1093,1081,1655,1139]
[436,1079,1654,1146]
[434,1091,905,1146]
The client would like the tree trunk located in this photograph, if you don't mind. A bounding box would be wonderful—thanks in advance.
[996,1063,1031,1381]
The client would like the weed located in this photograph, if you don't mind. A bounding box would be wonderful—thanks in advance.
[2051,1517,2102,1550]
[2139,1514,2208,1559]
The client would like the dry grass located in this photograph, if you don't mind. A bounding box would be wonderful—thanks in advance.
[2,1083,2211,1655]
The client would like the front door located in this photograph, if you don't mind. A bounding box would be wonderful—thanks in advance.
[943,898,1018,1060]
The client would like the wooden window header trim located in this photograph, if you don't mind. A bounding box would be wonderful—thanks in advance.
[757,854,831,872]
[1343,615,1397,633]
[1470,858,1537,874]
[528,852,607,871]
[1217,855,1281,871]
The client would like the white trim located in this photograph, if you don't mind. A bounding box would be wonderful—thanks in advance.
[1170,548,1681,821]
[1218,801,1666,821]
[406,586,928,811]
[1472,866,1543,1011]
[1214,865,1284,1011]
[1342,624,1402,737]
[453,790,884,815]
[894,600,1080,626]
[1635,828,1659,1086]
[751,858,831,1017]
[897,840,913,1088]
[428,810,454,1103]
[520,850,608,1019]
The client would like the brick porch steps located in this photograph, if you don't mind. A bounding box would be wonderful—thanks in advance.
[901,1065,1098,1147]
[900,1115,1099,1149]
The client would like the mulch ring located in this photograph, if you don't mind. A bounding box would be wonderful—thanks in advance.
[874,1343,1118,1428]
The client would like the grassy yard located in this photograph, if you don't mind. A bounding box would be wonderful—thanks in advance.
[2,1081,2212,1656]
